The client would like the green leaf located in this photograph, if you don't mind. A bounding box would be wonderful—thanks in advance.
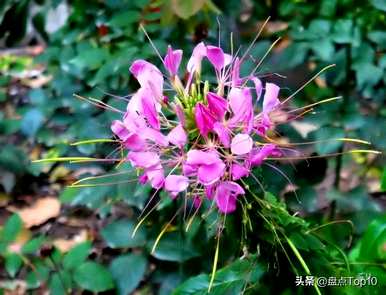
[20,108,44,137]
[370,0,386,11]
[173,256,263,294]
[150,232,200,262]
[22,236,45,254]
[311,126,345,154]
[73,262,114,292]
[101,219,146,248]
[353,63,383,89]
[171,0,206,19]
[5,253,23,277]
[381,167,386,192]
[63,241,91,269]
[49,272,72,295]
[109,254,147,295]
[109,11,141,27]
[359,215,386,261]
[1,214,22,243]
[332,19,354,44]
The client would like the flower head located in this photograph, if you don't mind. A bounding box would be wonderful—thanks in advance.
[110,42,286,214]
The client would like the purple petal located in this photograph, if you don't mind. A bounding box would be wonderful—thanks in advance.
[183,163,197,177]
[194,103,216,137]
[124,133,146,151]
[167,124,187,147]
[231,163,250,180]
[206,46,225,71]
[205,185,216,200]
[197,160,225,185]
[130,60,164,100]
[146,164,164,189]
[127,151,160,168]
[250,77,263,101]
[263,83,280,113]
[250,144,277,166]
[193,196,202,208]
[231,133,253,155]
[215,181,245,213]
[164,45,183,76]
[228,87,254,132]
[187,42,206,73]
[142,128,169,147]
[231,57,242,87]
[164,175,189,195]
[175,104,186,126]
[111,120,129,141]
[213,122,230,148]
[207,92,227,120]
[186,150,221,166]
[141,94,160,130]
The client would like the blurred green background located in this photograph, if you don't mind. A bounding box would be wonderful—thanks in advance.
[0,0,385,294]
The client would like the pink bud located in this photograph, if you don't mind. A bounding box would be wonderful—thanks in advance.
[206,92,227,120]
[194,103,216,137]
[164,45,183,76]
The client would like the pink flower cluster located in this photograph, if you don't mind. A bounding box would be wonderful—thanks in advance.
[111,43,282,214]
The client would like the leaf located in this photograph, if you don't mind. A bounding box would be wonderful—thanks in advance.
[21,236,45,254]
[358,215,386,261]
[1,214,22,244]
[20,108,44,137]
[109,254,147,295]
[381,167,386,192]
[311,126,345,154]
[101,219,146,248]
[171,0,206,19]
[353,63,383,89]
[173,256,263,294]
[5,253,23,277]
[14,197,61,228]
[73,262,114,292]
[370,0,386,11]
[49,272,72,295]
[109,11,141,27]
[331,19,354,44]
[150,232,200,262]
[63,241,91,269]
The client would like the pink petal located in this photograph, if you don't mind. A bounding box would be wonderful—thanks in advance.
[231,133,253,155]
[130,60,163,100]
[263,83,280,113]
[193,196,202,208]
[141,94,160,130]
[186,150,221,166]
[255,113,272,136]
[167,124,187,147]
[164,175,189,194]
[127,151,160,168]
[250,77,263,101]
[215,181,244,213]
[194,103,216,137]
[250,144,277,166]
[142,128,169,147]
[207,92,227,120]
[111,120,129,140]
[124,133,146,151]
[146,164,164,189]
[213,122,230,148]
[228,87,254,132]
[206,46,225,71]
[231,57,241,87]
[205,185,216,200]
[187,42,207,73]
[175,104,186,127]
[182,163,196,177]
[231,163,250,180]
[197,161,225,185]
[164,45,183,76]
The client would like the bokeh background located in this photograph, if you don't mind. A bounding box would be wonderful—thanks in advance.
[0,0,385,294]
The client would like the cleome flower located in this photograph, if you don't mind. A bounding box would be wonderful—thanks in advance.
[110,42,284,214]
